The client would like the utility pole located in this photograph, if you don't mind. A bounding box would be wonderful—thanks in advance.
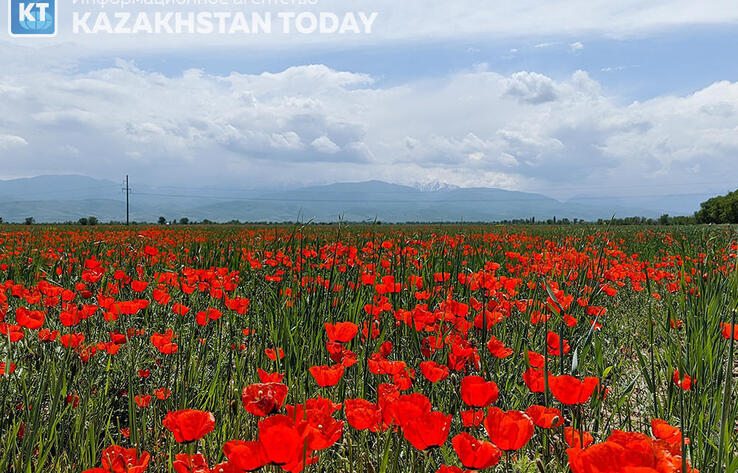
[124,175,130,225]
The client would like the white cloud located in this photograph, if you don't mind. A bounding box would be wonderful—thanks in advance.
[504,71,558,104]
[600,65,639,72]
[312,136,341,154]
[0,59,737,197]
[569,41,584,52]
[0,134,28,150]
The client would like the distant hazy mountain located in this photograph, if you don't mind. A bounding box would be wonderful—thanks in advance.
[0,175,123,202]
[565,193,714,219]
[0,175,702,223]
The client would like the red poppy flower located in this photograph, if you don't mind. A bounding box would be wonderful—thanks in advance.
[154,387,171,400]
[172,303,191,316]
[484,407,534,451]
[568,430,687,473]
[377,383,400,410]
[461,409,485,427]
[486,335,513,358]
[419,361,449,383]
[222,440,267,472]
[152,288,170,305]
[195,307,222,326]
[546,331,570,356]
[162,409,216,443]
[130,281,148,293]
[101,445,150,473]
[567,441,625,473]
[460,376,499,407]
[548,375,600,405]
[383,392,431,428]
[673,370,693,390]
[452,432,502,470]
[302,409,344,450]
[325,321,358,343]
[258,415,314,470]
[309,364,345,387]
[265,348,285,361]
[527,351,545,368]
[0,323,24,342]
[38,329,59,341]
[651,418,688,453]
[15,307,45,330]
[257,368,285,383]
[173,454,209,473]
[66,394,80,408]
[134,394,151,408]
[326,342,358,367]
[722,323,738,340]
[392,369,415,391]
[242,382,288,417]
[402,411,452,450]
[435,467,469,473]
[0,362,16,376]
[522,368,545,393]
[151,330,178,354]
[525,405,563,429]
[305,396,342,415]
[564,427,594,448]
[344,398,382,432]
[226,296,250,315]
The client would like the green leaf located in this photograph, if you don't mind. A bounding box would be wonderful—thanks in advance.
[571,348,579,376]
[727,456,738,473]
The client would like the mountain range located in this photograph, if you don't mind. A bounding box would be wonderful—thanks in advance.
[0,175,708,223]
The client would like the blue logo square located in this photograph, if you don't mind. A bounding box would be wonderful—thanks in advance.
[9,0,56,36]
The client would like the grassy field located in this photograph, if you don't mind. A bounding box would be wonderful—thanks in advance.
[0,224,736,473]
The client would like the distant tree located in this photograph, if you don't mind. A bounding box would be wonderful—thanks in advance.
[0,217,3,224]
[158,216,167,225]
[78,217,88,226]
[179,217,189,225]
[88,216,99,226]
[659,214,670,225]
[695,190,738,224]
[24,217,35,225]
[201,219,213,225]
[671,215,697,225]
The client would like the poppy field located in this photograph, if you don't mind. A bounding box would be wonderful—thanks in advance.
[0,224,736,473]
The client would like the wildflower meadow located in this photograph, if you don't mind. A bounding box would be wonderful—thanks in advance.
[0,224,736,473]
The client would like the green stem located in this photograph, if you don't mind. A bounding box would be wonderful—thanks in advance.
[717,310,736,469]
[680,387,687,473]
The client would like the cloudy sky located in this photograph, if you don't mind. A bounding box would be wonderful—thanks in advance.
[1,0,737,199]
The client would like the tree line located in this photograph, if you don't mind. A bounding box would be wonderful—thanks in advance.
[695,189,738,224]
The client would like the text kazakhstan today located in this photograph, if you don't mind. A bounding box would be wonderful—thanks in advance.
[72,10,379,34]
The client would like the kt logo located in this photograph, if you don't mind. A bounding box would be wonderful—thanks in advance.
[9,0,56,36]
